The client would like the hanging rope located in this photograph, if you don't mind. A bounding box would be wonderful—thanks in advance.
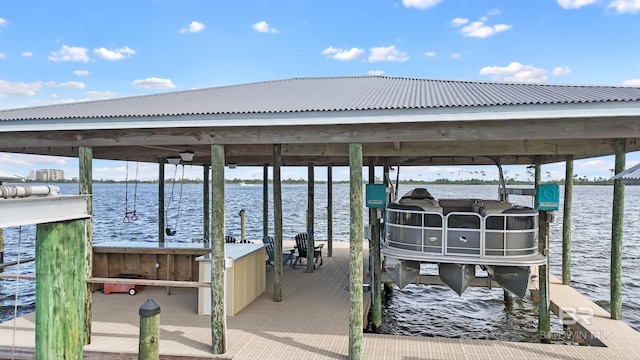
[174,165,185,232]
[131,162,139,221]
[165,164,179,236]
[123,161,140,223]
[11,225,23,359]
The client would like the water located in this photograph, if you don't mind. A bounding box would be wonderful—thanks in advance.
[1,183,640,343]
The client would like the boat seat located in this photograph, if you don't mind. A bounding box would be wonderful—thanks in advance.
[438,198,477,214]
[474,200,513,216]
[399,188,442,212]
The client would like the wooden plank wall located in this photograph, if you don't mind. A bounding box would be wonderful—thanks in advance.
[93,247,210,284]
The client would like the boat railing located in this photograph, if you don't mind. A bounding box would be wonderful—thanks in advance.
[384,207,538,259]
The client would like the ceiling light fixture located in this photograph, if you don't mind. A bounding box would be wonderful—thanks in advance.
[166,156,181,165]
[180,150,195,162]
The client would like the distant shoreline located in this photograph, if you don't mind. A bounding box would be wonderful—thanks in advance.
[17,178,614,186]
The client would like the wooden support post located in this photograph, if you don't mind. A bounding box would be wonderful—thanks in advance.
[503,290,513,309]
[158,159,165,245]
[611,139,625,320]
[263,164,269,240]
[273,145,283,302]
[327,164,333,258]
[36,219,85,359]
[538,210,551,342]
[138,298,161,360]
[210,144,227,354]
[79,146,93,345]
[562,155,573,285]
[203,165,210,243]
[306,165,315,273]
[368,163,375,273]
[382,162,391,298]
[240,209,246,241]
[349,143,363,360]
[535,158,550,342]
[369,162,382,328]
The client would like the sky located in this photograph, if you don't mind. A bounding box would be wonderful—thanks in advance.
[1,0,640,182]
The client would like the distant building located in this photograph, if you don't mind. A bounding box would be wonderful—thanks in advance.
[29,169,65,181]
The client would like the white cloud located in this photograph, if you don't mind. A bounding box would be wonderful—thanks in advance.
[0,80,42,97]
[22,52,33,57]
[368,45,410,63]
[425,51,436,57]
[487,8,502,16]
[85,90,117,99]
[479,62,549,83]
[450,17,469,27]
[131,77,176,89]
[557,0,597,9]
[0,17,7,27]
[368,70,385,76]
[321,46,365,61]
[58,81,85,89]
[74,70,90,77]
[180,21,206,34]
[48,45,90,62]
[552,66,571,76]
[402,0,443,10]
[0,53,6,59]
[608,0,640,14]
[93,46,136,61]
[0,153,66,167]
[450,52,461,59]
[454,17,512,38]
[622,79,640,86]
[252,21,278,33]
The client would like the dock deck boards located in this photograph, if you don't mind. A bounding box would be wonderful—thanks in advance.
[1,241,640,359]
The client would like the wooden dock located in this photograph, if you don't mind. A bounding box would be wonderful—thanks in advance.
[1,241,640,359]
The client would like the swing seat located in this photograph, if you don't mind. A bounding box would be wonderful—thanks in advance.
[166,227,176,236]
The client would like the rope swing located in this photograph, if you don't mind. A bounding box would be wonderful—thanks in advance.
[165,164,185,236]
[123,161,139,223]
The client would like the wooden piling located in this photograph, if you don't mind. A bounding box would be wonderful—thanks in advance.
[562,155,573,285]
[240,209,246,241]
[611,139,625,320]
[535,160,551,342]
[158,159,165,244]
[203,165,210,243]
[306,165,315,273]
[35,219,85,359]
[349,143,363,360]
[369,163,382,328]
[210,144,227,354]
[382,163,392,298]
[273,145,283,302]
[327,164,333,258]
[538,210,551,342]
[79,146,93,345]
[263,164,269,240]
[138,298,161,360]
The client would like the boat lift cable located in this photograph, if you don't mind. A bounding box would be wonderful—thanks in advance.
[395,163,401,200]
[11,225,22,359]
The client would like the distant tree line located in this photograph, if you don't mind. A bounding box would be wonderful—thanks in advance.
[22,176,614,185]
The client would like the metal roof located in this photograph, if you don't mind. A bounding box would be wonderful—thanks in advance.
[2,76,640,121]
[612,163,640,185]
[0,169,25,182]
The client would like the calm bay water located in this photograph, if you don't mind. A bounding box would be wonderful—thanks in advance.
[1,183,639,342]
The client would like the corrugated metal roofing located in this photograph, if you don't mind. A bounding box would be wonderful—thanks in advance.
[612,163,640,184]
[0,169,25,181]
[2,76,640,121]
